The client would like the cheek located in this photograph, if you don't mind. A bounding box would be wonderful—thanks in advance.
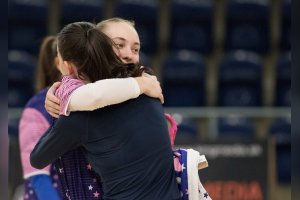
[133,55,139,64]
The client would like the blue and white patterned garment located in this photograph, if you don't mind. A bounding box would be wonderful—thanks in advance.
[173,149,212,200]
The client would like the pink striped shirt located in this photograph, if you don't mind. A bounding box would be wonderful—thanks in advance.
[19,108,51,178]
[55,75,84,116]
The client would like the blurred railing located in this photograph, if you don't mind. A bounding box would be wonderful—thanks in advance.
[9,107,290,139]
[165,107,290,139]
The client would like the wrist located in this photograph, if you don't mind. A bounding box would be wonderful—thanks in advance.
[134,77,146,94]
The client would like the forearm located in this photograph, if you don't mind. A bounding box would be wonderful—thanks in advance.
[30,126,63,169]
[68,77,140,112]
[30,114,88,169]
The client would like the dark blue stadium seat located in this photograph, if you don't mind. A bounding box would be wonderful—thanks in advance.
[280,0,291,51]
[162,50,206,107]
[218,116,255,139]
[218,50,262,106]
[269,118,291,183]
[275,52,290,106]
[173,115,198,143]
[115,0,159,54]
[61,0,104,26]
[8,50,36,107]
[269,118,291,143]
[225,0,269,53]
[170,0,213,54]
[139,52,152,68]
[8,0,49,54]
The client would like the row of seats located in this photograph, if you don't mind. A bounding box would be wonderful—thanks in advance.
[8,0,291,55]
[175,116,290,141]
[162,49,290,107]
[8,49,291,107]
[173,115,291,183]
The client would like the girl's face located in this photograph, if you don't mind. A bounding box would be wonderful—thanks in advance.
[102,22,140,64]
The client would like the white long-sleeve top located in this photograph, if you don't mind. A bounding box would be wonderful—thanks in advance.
[55,75,140,116]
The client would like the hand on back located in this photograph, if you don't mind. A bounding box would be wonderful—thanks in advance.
[135,73,164,104]
[45,82,61,118]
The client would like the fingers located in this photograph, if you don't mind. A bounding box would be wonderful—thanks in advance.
[49,82,61,94]
[44,81,61,118]
[46,106,60,118]
[52,81,61,89]
[150,75,158,81]
[153,80,163,104]
[159,93,164,104]
[45,87,60,106]
[142,72,151,78]
[154,78,163,103]
[143,73,158,81]
[139,74,164,104]
[45,99,60,118]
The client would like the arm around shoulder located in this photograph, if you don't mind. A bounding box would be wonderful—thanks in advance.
[68,77,140,112]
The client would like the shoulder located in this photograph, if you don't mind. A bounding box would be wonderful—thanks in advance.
[26,88,48,108]
[55,76,84,98]
[61,76,84,89]
[24,88,52,123]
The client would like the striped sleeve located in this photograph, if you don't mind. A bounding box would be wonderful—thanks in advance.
[55,76,84,116]
[19,108,51,178]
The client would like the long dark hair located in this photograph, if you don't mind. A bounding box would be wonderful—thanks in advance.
[57,22,151,82]
[35,35,61,92]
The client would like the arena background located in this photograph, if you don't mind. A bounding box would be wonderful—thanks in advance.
[8,0,291,199]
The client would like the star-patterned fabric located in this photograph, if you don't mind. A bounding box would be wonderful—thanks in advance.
[47,115,211,200]
[46,114,178,200]
[53,149,211,200]
[24,164,63,200]
[53,147,103,200]
[173,149,212,200]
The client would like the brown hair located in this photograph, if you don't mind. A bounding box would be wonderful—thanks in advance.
[35,36,61,92]
[57,21,151,83]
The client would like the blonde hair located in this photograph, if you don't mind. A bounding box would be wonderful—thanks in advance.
[96,17,135,32]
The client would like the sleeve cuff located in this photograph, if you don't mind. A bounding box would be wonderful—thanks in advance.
[130,77,141,97]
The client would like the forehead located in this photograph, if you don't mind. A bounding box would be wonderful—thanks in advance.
[103,22,140,44]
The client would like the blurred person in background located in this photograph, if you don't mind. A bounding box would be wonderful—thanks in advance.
[18,35,63,200]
